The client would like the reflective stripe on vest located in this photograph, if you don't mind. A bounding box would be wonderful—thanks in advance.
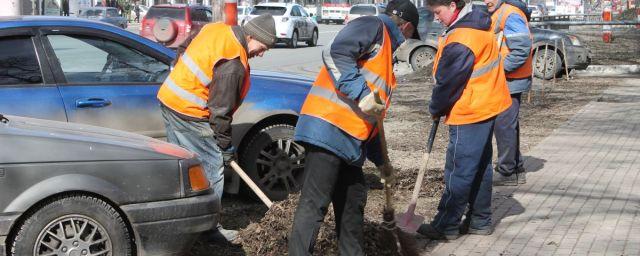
[157,23,250,119]
[300,24,395,141]
[492,4,533,79]
[433,27,512,125]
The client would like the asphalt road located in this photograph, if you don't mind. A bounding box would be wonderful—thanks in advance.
[249,24,344,78]
[127,23,344,78]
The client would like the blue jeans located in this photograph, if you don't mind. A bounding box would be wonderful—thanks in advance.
[161,106,224,200]
[494,93,524,175]
[432,118,495,234]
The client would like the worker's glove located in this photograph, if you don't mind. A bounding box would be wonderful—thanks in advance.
[221,146,237,167]
[378,162,396,187]
[358,90,385,118]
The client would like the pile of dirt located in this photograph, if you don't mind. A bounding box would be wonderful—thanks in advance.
[236,194,413,256]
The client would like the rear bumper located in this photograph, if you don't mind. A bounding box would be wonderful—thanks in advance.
[121,192,220,256]
[564,45,591,70]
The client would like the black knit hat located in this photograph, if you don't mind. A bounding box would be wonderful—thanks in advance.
[386,0,421,40]
[243,14,277,48]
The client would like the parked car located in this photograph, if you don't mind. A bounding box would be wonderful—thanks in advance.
[130,4,150,21]
[0,114,219,255]
[245,3,318,48]
[345,4,383,24]
[0,16,311,201]
[140,4,212,48]
[396,5,591,79]
[78,7,128,29]
[238,5,253,25]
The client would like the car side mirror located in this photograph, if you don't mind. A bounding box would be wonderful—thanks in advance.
[310,13,314,17]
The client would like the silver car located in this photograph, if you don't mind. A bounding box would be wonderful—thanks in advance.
[79,7,128,29]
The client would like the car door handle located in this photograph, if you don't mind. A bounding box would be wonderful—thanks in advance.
[76,98,112,108]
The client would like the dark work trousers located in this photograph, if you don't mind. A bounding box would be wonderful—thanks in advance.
[494,93,524,176]
[289,145,367,256]
[431,118,495,235]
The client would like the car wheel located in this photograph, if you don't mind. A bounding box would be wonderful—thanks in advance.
[10,194,133,256]
[410,46,436,71]
[288,30,298,49]
[533,47,563,80]
[307,29,318,47]
[240,124,306,201]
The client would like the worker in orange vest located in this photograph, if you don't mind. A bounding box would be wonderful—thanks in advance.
[485,0,533,186]
[417,0,512,240]
[157,14,276,241]
[288,0,420,254]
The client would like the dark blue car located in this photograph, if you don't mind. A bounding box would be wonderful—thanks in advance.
[0,16,311,201]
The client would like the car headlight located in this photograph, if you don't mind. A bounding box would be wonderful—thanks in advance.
[567,35,581,46]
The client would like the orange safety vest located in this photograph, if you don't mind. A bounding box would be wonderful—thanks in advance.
[491,3,534,79]
[300,25,396,141]
[433,27,512,125]
[157,22,251,119]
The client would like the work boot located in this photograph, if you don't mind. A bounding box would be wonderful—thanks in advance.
[417,223,460,240]
[516,167,526,184]
[459,220,493,236]
[493,171,517,186]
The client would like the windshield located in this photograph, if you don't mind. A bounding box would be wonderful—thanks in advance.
[350,6,376,15]
[145,7,185,20]
[251,6,287,16]
[81,9,104,17]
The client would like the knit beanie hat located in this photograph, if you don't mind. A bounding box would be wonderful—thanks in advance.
[243,13,277,48]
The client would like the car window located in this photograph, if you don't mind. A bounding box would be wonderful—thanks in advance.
[350,6,376,15]
[145,7,185,20]
[191,8,209,22]
[82,9,104,17]
[291,6,301,16]
[0,36,43,86]
[251,6,287,16]
[106,9,119,17]
[299,7,309,17]
[238,7,245,14]
[47,35,169,84]
[205,9,212,20]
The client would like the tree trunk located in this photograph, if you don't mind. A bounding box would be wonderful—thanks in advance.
[211,0,224,22]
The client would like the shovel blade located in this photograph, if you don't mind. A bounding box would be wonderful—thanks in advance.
[395,211,425,234]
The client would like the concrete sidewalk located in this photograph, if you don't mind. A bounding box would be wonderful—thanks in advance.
[426,77,640,256]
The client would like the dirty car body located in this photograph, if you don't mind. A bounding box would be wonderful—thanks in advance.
[0,16,312,200]
[0,115,219,256]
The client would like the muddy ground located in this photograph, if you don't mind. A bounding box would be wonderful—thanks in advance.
[570,27,640,65]
[190,28,639,255]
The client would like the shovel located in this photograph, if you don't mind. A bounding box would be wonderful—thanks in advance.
[396,117,440,233]
[229,160,273,208]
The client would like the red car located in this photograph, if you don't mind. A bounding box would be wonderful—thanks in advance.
[140,4,212,48]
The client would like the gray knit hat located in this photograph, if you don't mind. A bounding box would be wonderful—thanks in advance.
[243,14,277,48]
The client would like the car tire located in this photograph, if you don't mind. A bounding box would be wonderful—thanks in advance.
[10,194,133,256]
[307,29,318,47]
[410,46,436,71]
[534,47,563,80]
[153,17,177,43]
[288,30,298,49]
[239,124,306,201]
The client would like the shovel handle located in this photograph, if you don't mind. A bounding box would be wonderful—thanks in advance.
[410,118,440,203]
[230,161,273,208]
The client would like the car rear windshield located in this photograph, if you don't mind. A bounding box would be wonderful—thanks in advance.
[145,7,185,20]
[350,6,376,15]
[81,9,104,17]
[251,6,287,16]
